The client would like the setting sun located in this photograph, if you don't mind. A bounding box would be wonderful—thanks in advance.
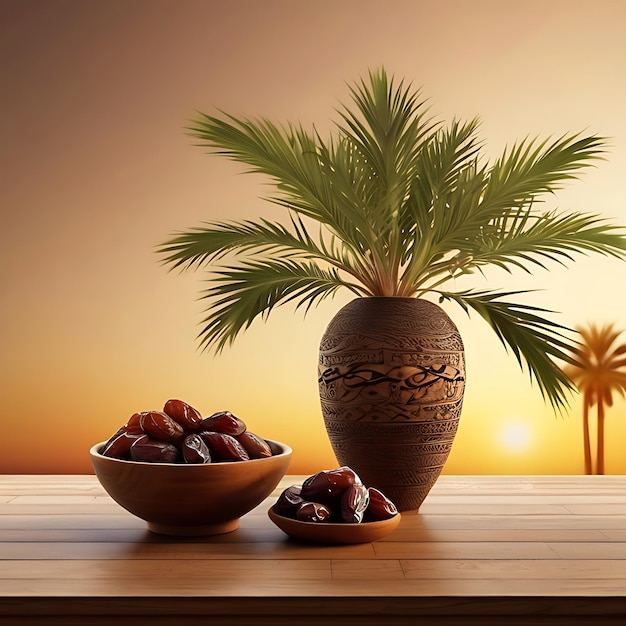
[500,420,533,452]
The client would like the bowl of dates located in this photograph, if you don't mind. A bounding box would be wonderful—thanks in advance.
[268,466,401,544]
[90,399,292,536]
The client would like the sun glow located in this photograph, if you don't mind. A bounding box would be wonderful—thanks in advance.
[500,420,532,452]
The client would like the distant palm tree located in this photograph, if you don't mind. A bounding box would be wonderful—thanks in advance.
[564,324,626,474]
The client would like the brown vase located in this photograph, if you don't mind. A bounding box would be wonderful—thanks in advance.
[318,297,465,511]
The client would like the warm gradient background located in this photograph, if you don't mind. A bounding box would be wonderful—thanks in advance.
[2,0,626,476]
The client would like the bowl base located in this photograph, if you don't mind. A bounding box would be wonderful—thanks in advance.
[146,518,240,536]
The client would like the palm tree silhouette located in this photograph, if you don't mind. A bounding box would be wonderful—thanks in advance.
[564,323,626,474]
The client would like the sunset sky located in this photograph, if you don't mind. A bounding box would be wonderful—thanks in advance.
[2,0,626,476]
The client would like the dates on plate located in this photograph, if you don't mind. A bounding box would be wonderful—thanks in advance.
[100,399,277,465]
[274,466,398,526]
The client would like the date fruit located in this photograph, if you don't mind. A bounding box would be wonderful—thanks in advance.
[274,485,305,518]
[130,435,180,463]
[105,412,144,443]
[139,411,185,444]
[365,487,398,521]
[124,412,144,434]
[301,466,361,504]
[236,432,272,459]
[102,430,143,459]
[163,399,203,432]
[341,483,370,523]
[296,501,332,523]
[200,431,250,462]
[182,434,212,464]
[199,411,246,436]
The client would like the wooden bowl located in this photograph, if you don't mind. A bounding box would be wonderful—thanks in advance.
[90,440,292,536]
[268,505,401,544]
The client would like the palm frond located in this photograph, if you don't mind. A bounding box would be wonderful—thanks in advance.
[411,119,483,225]
[437,289,579,411]
[187,112,371,252]
[338,68,436,189]
[197,259,364,353]
[466,210,626,273]
[398,119,486,290]
[157,214,384,296]
[332,68,440,289]
[479,134,607,214]
[157,214,335,268]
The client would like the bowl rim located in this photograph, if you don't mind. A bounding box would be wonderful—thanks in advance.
[90,438,292,467]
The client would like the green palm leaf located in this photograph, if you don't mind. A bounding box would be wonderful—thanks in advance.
[188,113,371,252]
[158,215,327,269]
[437,289,579,411]
[198,259,364,353]
[479,133,607,213]
[467,210,626,274]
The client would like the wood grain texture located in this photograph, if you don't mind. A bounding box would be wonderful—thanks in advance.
[2,475,626,625]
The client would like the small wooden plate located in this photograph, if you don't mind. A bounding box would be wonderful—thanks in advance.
[268,505,401,544]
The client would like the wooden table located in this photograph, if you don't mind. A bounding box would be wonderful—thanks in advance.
[1,475,626,625]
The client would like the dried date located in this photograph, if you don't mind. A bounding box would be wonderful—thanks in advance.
[130,435,180,463]
[365,487,398,521]
[163,399,203,433]
[124,412,144,434]
[274,484,305,518]
[182,434,212,464]
[200,431,250,462]
[102,431,143,459]
[199,411,246,436]
[296,501,332,523]
[140,411,185,444]
[301,466,361,505]
[105,412,144,443]
[236,432,272,458]
[341,483,370,523]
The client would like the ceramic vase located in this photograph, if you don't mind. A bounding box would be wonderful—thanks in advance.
[318,297,465,511]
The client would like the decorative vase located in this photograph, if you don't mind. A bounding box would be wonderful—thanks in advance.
[318,297,465,511]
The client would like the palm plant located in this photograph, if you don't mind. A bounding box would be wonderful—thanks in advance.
[158,68,626,412]
[563,323,626,474]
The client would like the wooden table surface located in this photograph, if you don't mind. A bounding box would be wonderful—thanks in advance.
[1,474,626,625]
